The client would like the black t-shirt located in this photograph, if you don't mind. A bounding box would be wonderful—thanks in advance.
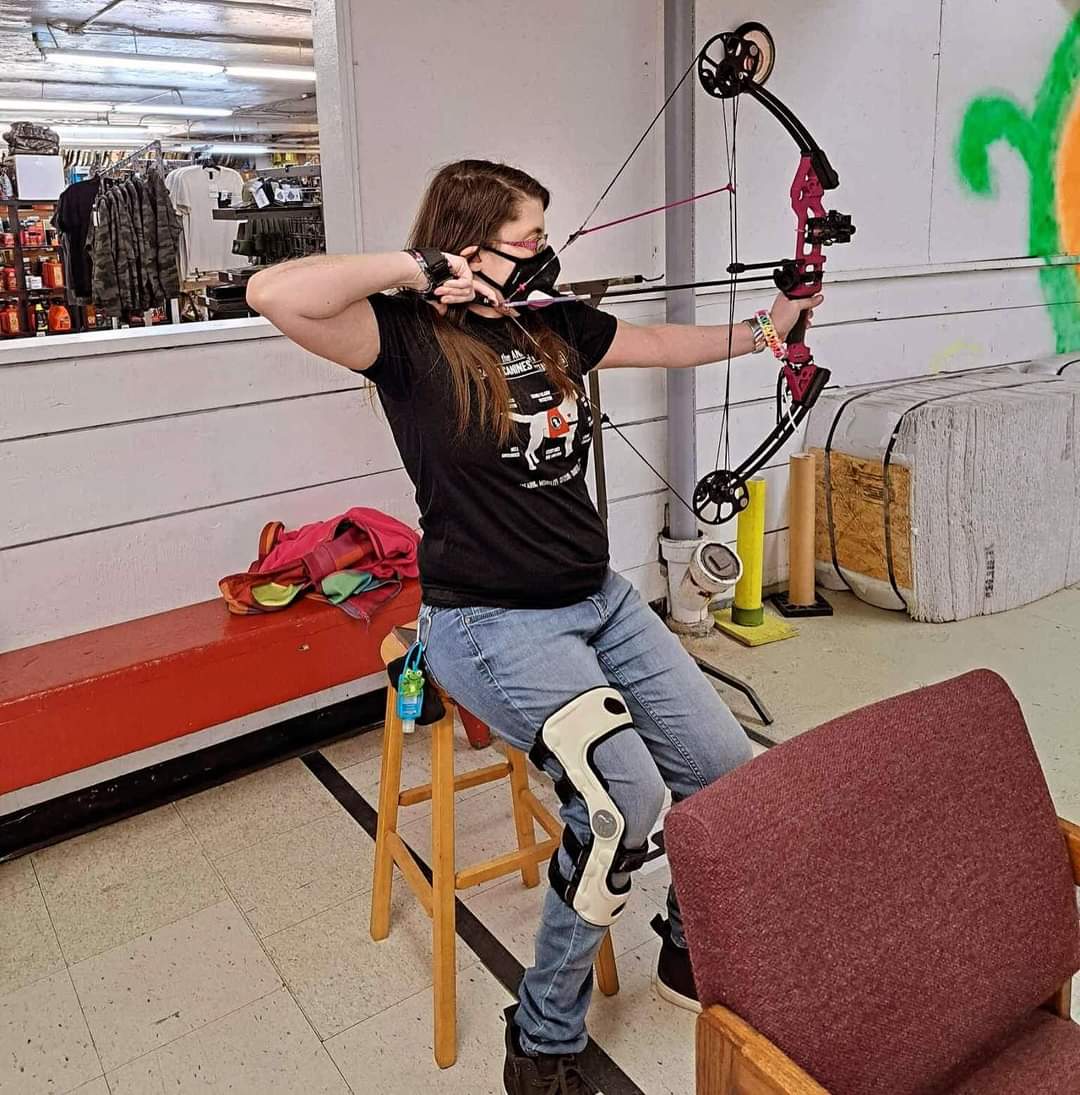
[54,178,101,299]
[364,292,618,609]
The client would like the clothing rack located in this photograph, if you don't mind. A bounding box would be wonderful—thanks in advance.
[82,137,181,329]
[95,139,163,178]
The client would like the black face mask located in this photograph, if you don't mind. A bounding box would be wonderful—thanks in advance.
[475,245,561,302]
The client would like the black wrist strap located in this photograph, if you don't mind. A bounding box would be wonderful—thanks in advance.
[407,247,452,299]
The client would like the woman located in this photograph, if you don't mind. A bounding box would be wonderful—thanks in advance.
[248,159,820,1095]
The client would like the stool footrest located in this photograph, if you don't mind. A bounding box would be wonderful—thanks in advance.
[519,788,563,840]
[399,760,511,807]
[455,835,560,891]
[388,832,433,917]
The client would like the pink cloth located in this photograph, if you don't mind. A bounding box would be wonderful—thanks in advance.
[256,507,418,580]
[219,507,419,617]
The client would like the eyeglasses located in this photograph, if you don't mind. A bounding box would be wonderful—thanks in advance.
[488,234,548,253]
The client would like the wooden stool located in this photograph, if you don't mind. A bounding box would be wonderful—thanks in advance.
[370,628,619,1068]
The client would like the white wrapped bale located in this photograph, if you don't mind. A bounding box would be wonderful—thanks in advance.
[804,366,1080,622]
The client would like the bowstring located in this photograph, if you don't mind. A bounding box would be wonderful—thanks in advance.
[500,39,747,521]
[716,93,739,479]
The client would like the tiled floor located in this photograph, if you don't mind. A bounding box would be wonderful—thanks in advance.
[2,588,1078,1093]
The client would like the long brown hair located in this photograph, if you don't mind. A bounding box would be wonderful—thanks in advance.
[406,159,579,444]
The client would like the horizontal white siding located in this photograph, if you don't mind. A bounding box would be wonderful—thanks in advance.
[2,260,1066,653]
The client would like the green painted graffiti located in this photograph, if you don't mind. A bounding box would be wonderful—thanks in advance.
[956,15,1080,351]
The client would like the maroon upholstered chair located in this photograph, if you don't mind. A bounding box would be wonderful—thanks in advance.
[665,670,1080,1094]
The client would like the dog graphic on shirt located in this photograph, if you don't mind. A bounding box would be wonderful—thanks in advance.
[508,395,581,471]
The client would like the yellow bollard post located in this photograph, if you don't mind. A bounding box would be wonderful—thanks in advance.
[732,477,766,627]
[714,476,798,647]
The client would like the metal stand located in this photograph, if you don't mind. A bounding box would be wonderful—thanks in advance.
[770,591,833,618]
[693,655,773,726]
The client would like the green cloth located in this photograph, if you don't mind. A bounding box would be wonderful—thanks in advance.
[320,570,375,604]
[251,581,304,608]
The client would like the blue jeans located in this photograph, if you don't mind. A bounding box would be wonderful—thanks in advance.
[420,569,752,1056]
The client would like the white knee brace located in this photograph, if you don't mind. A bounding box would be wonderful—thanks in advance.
[530,686,650,927]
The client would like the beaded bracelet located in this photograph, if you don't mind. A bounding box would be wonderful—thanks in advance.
[755,309,786,360]
[742,315,766,353]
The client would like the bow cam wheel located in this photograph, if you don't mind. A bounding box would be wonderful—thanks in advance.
[698,22,776,100]
[692,469,751,526]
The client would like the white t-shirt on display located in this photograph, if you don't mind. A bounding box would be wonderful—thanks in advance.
[165,165,247,278]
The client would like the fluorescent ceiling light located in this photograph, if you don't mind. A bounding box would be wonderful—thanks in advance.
[45,49,224,76]
[0,98,230,120]
[55,138,150,148]
[111,103,232,118]
[164,141,319,156]
[53,125,171,139]
[44,50,315,82]
[225,64,316,82]
[168,142,269,154]
[0,97,111,113]
[197,142,271,154]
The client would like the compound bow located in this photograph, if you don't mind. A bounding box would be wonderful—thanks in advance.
[508,22,855,526]
[691,24,854,524]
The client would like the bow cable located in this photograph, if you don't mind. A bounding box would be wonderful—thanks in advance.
[501,33,747,521]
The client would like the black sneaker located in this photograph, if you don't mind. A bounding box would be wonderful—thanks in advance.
[651,914,701,1013]
[503,1005,600,1094]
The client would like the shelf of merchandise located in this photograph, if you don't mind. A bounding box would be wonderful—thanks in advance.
[211,204,324,220]
[257,164,321,180]
[0,199,84,338]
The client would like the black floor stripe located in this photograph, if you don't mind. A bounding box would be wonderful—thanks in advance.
[302,750,646,1095]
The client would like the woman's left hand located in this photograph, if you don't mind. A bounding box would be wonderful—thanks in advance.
[769,291,824,341]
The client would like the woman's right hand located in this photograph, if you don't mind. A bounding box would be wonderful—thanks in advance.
[414,248,507,315]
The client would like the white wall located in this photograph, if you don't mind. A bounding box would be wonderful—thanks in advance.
[0,328,416,652]
[323,0,1075,594]
[0,320,670,654]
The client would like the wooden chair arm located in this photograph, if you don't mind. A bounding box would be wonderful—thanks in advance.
[697,1005,829,1095]
[1059,818,1080,885]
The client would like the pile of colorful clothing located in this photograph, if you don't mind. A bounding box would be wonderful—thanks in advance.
[219,507,419,621]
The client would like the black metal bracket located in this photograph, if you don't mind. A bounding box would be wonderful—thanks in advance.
[694,655,774,726]
[770,591,834,618]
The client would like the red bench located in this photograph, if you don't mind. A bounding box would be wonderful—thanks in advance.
[0,588,425,801]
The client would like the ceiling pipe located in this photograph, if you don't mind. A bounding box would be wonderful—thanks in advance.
[48,22,313,49]
[70,0,127,33]
[71,0,311,34]
[180,118,319,134]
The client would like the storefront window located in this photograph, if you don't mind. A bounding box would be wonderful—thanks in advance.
[0,9,321,343]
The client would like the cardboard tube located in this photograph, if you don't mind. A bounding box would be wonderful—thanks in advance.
[732,477,766,626]
[788,453,817,606]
